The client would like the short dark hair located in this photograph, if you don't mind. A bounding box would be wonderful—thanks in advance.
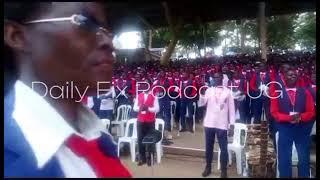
[4,2,52,95]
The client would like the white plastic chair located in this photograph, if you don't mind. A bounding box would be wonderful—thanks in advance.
[170,101,176,131]
[111,105,132,136]
[218,123,247,175]
[117,118,138,162]
[155,118,165,164]
[101,118,111,133]
[275,132,312,178]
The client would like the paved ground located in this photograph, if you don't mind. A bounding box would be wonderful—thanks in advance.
[116,122,316,178]
[165,123,233,150]
[120,154,242,178]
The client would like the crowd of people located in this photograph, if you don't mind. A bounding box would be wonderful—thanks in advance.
[85,52,315,136]
[4,1,316,178]
[84,51,316,177]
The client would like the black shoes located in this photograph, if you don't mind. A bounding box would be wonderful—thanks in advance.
[137,160,146,166]
[220,169,228,178]
[162,139,174,145]
[202,167,212,177]
[179,128,187,132]
[202,167,227,178]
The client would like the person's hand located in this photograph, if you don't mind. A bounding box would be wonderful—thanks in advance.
[290,114,301,124]
[228,125,234,137]
[140,105,148,111]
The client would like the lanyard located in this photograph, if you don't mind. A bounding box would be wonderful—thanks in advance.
[286,88,296,112]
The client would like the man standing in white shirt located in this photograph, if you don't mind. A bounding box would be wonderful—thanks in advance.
[198,72,235,178]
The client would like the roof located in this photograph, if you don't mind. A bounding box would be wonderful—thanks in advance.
[107,0,316,33]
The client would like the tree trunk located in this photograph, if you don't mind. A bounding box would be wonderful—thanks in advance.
[160,2,182,65]
[203,24,207,57]
[160,37,178,65]
[148,30,152,49]
[197,46,202,58]
[259,2,267,62]
[240,20,246,51]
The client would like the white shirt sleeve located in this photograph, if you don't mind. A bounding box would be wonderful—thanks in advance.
[228,89,236,127]
[148,96,160,113]
[133,96,140,112]
[112,86,116,98]
[198,88,209,107]
[87,97,94,109]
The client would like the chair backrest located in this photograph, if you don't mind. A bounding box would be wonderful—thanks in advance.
[232,123,248,147]
[101,119,111,131]
[123,118,137,138]
[155,118,165,142]
[170,101,176,115]
[116,105,132,122]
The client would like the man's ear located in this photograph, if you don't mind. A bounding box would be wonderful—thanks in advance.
[4,21,29,53]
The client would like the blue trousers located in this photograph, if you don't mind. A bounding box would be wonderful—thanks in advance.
[276,121,314,178]
[158,96,172,131]
[204,127,228,170]
[179,98,193,130]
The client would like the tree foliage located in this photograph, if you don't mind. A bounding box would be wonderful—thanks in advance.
[148,12,315,59]
[294,12,316,49]
[266,14,297,50]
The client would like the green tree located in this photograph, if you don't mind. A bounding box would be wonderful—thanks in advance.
[266,14,297,50]
[294,12,316,50]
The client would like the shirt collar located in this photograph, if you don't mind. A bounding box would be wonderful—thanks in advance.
[13,80,107,168]
[286,88,297,92]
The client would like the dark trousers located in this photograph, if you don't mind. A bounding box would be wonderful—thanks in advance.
[137,121,155,162]
[180,98,193,130]
[158,96,171,131]
[98,110,113,120]
[204,127,228,170]
[250,91,263,124]
[91,97,100,116]
[239,95,251,124]
[117,95,131,107]
[276,121,314,178]
[174,97,180,124]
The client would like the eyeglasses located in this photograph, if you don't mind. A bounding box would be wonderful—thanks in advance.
[24,14,113,38]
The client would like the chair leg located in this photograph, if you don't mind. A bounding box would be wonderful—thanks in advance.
[130,141,136,162]
[117,141,121,157]
[236,151,242,175]
[228,150,232,166]
[217,150,221,170]
[156,143,161,164]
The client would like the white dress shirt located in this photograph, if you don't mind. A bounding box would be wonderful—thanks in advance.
[99,86,116,111]
[13,80,115,178]
[198,86,235,130]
